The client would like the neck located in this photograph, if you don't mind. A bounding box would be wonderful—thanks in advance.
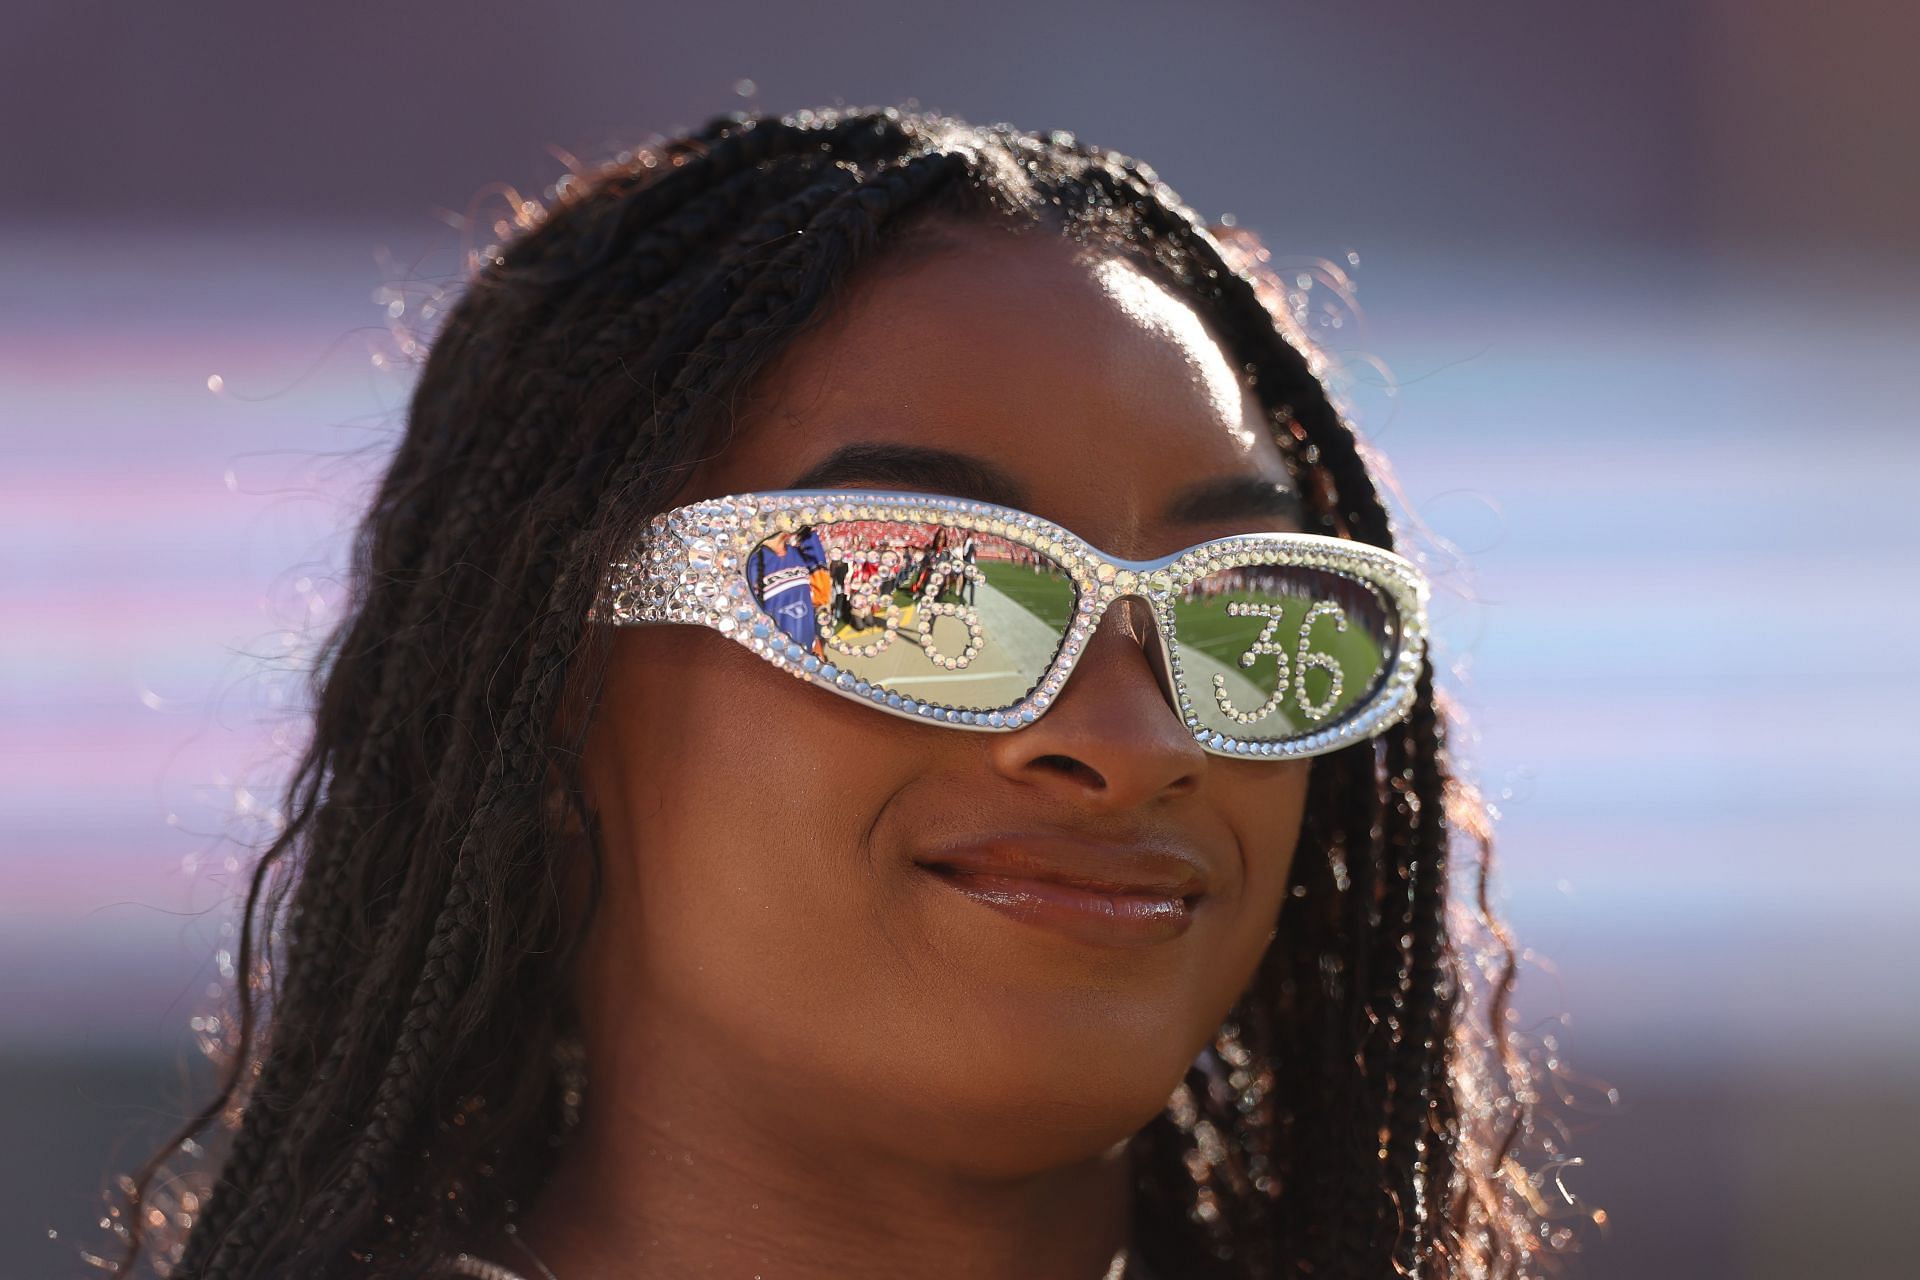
[513,1026,1138,1280]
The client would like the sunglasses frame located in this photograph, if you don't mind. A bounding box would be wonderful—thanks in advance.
[591,488,1430,760]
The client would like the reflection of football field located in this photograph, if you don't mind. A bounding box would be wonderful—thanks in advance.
[1173,591,1386,734]
[976,560,1074,633]
[816,565,1388,727]
[823,561,1071,707]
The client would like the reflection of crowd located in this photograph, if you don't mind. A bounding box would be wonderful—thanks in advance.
[747,522,1061,650]
[1190,566,1379,623]
[815,525,1028,630]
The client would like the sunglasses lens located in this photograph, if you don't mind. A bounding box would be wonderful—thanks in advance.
[1170,563,1400,743]
[746,520,1077,714]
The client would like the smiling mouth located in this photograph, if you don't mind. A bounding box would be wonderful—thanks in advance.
[921,861,1204,907]
[917,862,1202,948]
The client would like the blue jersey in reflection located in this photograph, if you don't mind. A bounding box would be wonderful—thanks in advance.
[747,527,827,650]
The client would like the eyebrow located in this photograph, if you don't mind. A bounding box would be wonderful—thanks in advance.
[786,442,1304,527]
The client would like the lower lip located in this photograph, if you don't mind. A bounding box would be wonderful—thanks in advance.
[922,868,1197,948]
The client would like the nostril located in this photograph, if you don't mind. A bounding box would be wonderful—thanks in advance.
[1034,753,1105,787]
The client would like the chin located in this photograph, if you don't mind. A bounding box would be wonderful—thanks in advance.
[867,1014,1204,1177]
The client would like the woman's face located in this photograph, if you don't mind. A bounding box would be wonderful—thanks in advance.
[578,221,1311,1176]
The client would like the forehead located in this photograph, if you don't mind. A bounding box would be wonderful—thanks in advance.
[682,221,1302,556]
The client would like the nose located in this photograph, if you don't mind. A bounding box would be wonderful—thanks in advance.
[985,596,1206,806]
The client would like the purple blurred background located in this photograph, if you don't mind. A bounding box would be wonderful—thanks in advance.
[5,1,1916,1274]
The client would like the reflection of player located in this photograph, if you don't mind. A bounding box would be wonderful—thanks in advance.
[844,556,885,627]
[960,534,977,604]
[827,561,853,630]
[909,535,937,597]
[747,526,828,653]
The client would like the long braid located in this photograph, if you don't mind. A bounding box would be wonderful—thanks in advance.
[123,107,1550,1280]
[171,526,453,1272]
[1384,669,1453,1273]
[1341,697,1437,1274]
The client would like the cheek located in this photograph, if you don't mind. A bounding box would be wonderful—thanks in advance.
[1203,760,1313,1005]
[1241,761,1311,905]
[586,632,917,1050]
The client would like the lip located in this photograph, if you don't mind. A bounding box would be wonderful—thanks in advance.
[914,833,1210,949]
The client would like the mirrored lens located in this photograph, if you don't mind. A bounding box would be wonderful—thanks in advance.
[745,520,1077,713]
[1171,563,1399,741]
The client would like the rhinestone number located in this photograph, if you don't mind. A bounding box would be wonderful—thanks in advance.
[818,544,987,669]
[914,551,987,670]
[1212,599,1350,725]
[1212,601,1290,724]
[1293,601,1348,720]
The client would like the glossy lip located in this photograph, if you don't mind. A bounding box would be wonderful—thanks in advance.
[914,833,1211,949]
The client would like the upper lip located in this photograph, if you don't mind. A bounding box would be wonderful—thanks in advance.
[915,831,1212,902]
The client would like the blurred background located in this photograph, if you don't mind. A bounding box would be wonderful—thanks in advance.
[4,1,1915,1274]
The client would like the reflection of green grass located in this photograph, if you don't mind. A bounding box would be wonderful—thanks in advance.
[1174,591,1386,732]
[831,560,1075,639]
[978,560,1075,632]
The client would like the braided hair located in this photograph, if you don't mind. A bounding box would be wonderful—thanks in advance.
[115,106,1558,1279]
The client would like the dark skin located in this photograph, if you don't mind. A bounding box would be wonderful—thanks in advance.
[518,222,1312,1279]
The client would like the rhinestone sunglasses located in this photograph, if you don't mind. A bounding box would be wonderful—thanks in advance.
[590,489,1430,760]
